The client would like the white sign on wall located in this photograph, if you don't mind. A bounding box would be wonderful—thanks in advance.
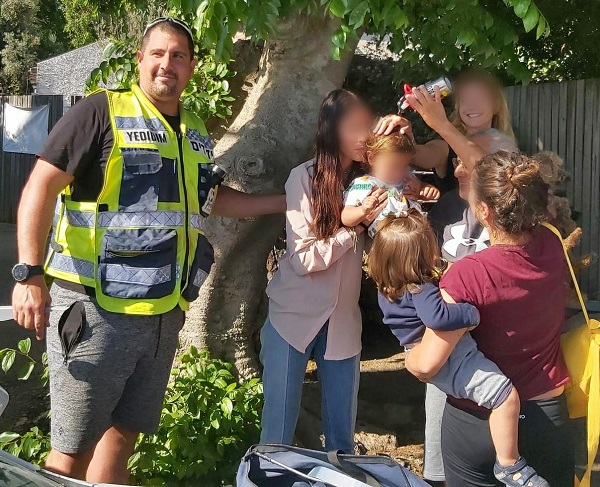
[2,103,49,155]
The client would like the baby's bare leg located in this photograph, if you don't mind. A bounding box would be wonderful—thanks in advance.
[489,386,520,466]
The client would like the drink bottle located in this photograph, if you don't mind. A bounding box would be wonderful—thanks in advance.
[398,76,452,112]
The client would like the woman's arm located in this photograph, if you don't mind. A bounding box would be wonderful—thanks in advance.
[406,86,489,172]
[286,168,384,276]
[405,327,467,380]
[415,139,450,174]
[341,206,368,228]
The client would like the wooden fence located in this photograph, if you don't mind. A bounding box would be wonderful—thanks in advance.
[506,79,600,298]
[0,94,64,224]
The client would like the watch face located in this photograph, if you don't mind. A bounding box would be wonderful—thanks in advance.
[12,264,29,282]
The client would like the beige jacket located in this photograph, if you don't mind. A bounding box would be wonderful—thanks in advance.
[266,159,365,360]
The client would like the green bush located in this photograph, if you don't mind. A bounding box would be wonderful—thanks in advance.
[0,343,263,486]
[129,346,263,485]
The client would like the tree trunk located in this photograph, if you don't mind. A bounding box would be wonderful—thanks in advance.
[181,13,358,377]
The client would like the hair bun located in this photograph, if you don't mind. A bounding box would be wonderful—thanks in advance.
[508,160,540,188]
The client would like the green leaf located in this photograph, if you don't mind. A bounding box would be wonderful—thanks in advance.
[90,67,101,80]
[115,68,125,83]
[18,362,35,381]
[0,432,20,444]
[18,338,31,355]
[536,16,548,39]
[522,4,540,33]
[2,350,16,373]
[512,0,532,18]
[456,29,476,47]
[221,397,234,415]
[393,8,409,30]
[348,1,369,28]
[484,14,494,30]
[329,0,345,17]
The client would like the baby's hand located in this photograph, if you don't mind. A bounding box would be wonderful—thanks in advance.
[361,193,381,215]
[420,184,441,201]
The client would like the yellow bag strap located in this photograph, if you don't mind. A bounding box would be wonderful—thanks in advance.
[543,222,600,487]
[541,222,590,326]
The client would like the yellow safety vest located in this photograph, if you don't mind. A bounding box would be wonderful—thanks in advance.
[45,84,216,315]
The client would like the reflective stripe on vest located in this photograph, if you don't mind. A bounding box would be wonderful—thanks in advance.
[64,209,204,229]
[48,252,94,279]
[101,263,172,285]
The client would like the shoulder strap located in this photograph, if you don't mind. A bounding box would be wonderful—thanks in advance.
[540,222,590,326]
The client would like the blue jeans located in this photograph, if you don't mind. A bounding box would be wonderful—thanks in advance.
[259,318,360,453]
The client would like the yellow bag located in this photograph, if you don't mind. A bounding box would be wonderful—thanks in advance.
[542,222,600,487]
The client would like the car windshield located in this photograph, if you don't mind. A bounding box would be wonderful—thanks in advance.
[0,450,61,487]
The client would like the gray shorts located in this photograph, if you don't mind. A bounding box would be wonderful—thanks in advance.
[430,333,513,410]
[46,284,185,454]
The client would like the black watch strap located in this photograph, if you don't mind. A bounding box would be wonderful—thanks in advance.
[29,265,45,277]
[359,222,369,230]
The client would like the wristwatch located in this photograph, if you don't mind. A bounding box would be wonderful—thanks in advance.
[12,263,45,283]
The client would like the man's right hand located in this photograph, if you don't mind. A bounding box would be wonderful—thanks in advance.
[12,276,51,341]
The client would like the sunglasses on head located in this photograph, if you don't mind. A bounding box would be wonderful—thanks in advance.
[144,16,194,42]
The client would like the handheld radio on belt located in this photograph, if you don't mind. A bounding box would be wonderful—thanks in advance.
[200,164,227,217]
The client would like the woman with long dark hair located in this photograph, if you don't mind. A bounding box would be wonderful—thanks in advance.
[259,89,387,452]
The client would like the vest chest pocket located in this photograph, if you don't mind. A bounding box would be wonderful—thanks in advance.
[99,228,178,299]
[120,148,180,211]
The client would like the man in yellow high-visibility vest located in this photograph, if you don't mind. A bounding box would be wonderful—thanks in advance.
[11,17,284,483]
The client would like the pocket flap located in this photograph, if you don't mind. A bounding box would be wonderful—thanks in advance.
[121,148,163,177]
[105,228,177,253]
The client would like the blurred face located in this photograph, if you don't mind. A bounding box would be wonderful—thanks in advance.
[368,151,412,185]
[454,157,472,200]
[137,27,196,104]
[468,180,492,228]
[457,82,495,133]
[338,105,374,163]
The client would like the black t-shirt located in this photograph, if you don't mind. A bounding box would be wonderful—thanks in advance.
[38,92,181,202]
[432,146,459,195]
[428,188,489,263]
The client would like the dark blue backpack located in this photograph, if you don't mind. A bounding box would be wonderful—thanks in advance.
[236,444,431,487]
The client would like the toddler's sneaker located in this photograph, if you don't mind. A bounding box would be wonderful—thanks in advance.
[493,457,549,487]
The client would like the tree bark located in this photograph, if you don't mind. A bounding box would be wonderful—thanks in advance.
[181,13,358,377]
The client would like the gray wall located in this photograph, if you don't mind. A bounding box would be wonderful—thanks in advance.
[36,42,106,113]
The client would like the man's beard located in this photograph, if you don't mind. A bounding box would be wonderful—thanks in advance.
[148,70,178,98]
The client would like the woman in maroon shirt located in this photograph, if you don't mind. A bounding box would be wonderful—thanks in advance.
[406,150,574,486]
